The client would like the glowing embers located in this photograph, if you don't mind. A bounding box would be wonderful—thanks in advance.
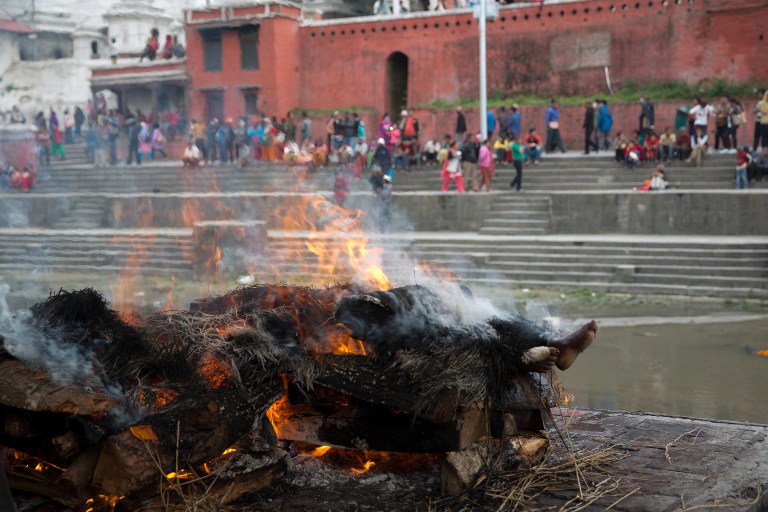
[135,388,180,410]
[198,351,237,389]
[295,442,443,476]
[83,494,125,511]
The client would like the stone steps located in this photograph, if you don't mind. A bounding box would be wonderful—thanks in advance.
[30,154,753,193]
[0,230,194,276]
[259,232,768,298]
[461,277,768,299]
[423,258,768,279]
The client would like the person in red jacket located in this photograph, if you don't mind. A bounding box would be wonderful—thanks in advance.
[735,145,752,189]
[51,125,65,159]
[333,168,351,207]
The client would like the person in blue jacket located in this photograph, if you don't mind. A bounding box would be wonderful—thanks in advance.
[596,99,614,151]
[545,99,565,153]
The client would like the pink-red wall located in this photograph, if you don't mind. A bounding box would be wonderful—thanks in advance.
[296,0,766,113]
[182,0,766,136]
[0,127,36,173]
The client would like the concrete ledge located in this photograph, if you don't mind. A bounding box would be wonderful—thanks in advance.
[549,191,768,236]
[2,191,767,236]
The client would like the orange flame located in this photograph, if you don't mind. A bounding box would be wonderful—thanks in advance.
[274,196,391,290]
[165,469,195,481]
[328,327,367,356]
[111,199,157,319]
[755,349,768,357]
[266,395,290,437]
[351,460,376,475]
[310,445,332,457]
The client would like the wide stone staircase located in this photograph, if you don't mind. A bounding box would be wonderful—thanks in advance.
[0,229,193,278]
[30,153,764,194]
[259,232,768,299]
[50,196,107,229]
[4,153,766,299]
[479,195,551,235]
[408,236,768,298]
[46,142,91,169]
[391,154,763,192]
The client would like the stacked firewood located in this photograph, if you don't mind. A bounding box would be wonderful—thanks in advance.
[0,285,568,508]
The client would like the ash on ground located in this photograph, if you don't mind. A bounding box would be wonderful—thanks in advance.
[240,441,442,511]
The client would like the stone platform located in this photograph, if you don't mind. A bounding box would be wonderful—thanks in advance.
[542,409,768,511]
[242,408,768,511]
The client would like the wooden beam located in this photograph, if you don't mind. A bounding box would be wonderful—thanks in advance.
[274,401,488,453]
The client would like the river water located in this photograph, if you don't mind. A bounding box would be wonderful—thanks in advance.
[559,317,768,425]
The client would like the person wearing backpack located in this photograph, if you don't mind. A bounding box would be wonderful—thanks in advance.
[597,100,613,151]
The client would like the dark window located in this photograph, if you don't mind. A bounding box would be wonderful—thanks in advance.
[239,26,259,70]
[201,29,222,72]
[243,89,259,116]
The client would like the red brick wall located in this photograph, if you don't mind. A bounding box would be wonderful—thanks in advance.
[182,0,766,130]
[296,0,766,114]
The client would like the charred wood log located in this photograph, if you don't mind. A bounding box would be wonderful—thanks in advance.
[441,439,501,496]
[440,433,549,495]
[0,454,17,512]
[91,384,276,497]
[218,457,288,505]
[274,401,488,453]
[0,360,118,418]
[0,407,105,468]
[59,445,102,497]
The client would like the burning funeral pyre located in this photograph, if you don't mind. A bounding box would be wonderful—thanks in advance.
[0,282,596,510]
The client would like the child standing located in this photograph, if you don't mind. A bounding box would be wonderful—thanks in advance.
[510,135,525,191]
[735,145,752,189]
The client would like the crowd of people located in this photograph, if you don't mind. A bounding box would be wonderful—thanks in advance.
[3,88,767,194]
[138,29,185,63]
[608,91,768,189]
[373,0,532,14]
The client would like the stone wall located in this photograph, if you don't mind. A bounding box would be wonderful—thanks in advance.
[3,191,767,236]
[296,0,767,114]
[549,191,768,236]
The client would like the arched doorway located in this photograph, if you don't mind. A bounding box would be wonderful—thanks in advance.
[386,52,409,118]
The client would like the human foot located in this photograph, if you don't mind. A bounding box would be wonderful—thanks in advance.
[521,346,560,373]
[549,320,597,371]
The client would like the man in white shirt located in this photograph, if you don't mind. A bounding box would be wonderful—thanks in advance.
[689,99,715,135]
[183,140,202,168]
[687,126,708,168]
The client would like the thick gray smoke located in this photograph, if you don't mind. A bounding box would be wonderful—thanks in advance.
[0,284,134,425]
